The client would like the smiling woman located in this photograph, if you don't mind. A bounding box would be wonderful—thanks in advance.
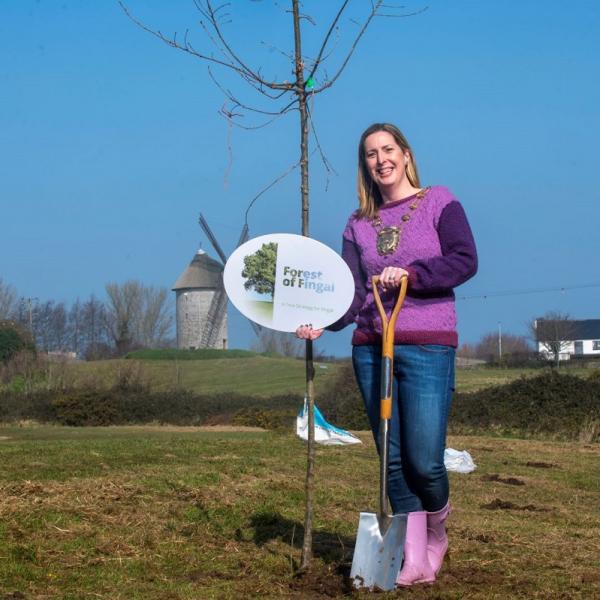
[297,121,478,587]
[360,124,421,212]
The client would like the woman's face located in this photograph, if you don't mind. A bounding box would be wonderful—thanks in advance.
[363,130,410,193]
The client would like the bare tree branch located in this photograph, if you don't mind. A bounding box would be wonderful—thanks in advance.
[377,7,429,18]
[313,0,384,94]
[306,0,350,82]
[119,1,293,91]
[244,159,302,226]
[194,0,294,90]
[219,105,296,130]
[0,278,18,320]
[222,104,234,188]
[298,12,317,26]
[306,96,337,190]
[208,66,298,116]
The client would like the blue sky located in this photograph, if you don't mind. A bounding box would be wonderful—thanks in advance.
[1,0,599,356]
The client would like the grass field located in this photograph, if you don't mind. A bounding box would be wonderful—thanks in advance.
[453,367,590,393]
[1,425,599,599]
[45,355,593,397]
[54,356,339,396]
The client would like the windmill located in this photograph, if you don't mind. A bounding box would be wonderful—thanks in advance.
[172,214,262,350]
[196,214,263,341]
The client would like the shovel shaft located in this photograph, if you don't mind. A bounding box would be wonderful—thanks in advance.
[379,417,390,518]
[372,276,408,517]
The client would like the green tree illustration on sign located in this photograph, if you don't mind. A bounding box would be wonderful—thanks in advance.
[241,242,278,298]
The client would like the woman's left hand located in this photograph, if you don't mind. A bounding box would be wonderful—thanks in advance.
[295,324,324,340]
[379,266,409,290]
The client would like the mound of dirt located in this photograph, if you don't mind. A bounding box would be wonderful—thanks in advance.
[481,498,550,512]
[481,473,525,486]
[289,563,351,598]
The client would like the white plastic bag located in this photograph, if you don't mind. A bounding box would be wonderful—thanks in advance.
[444,448,476,473]
[296,398,362,446]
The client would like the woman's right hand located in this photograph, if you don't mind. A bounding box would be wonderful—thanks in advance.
[295,324,324,340]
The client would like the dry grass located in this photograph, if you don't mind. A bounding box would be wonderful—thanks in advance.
[20,356,592,397]
[0,427,599,599]
[53,356,340,396]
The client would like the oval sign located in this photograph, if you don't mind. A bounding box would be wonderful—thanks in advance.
[223,233,354,332]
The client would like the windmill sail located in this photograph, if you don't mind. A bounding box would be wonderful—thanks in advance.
[197,214,262,339]
[236,222,249,248]
[198,214,228,265]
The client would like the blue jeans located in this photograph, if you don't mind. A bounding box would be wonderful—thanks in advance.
[352,344,455,514]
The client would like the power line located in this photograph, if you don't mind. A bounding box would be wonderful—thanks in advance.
[457,282,600,301]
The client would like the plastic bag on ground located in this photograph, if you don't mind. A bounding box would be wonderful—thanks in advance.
[444,448,476,473]
[296,398,362,446]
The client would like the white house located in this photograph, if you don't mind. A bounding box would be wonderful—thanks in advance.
[535,318,600,361]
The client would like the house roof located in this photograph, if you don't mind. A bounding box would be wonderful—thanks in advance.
[535,318,600,340]
[172,250,224,291]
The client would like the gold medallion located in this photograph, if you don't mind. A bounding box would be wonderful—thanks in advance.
[371,187,431,256]
[376,226,400,255]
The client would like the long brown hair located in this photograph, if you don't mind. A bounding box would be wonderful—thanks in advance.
[357,123,421,219]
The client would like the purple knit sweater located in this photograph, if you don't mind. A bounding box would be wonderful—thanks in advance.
[328,186,477,347]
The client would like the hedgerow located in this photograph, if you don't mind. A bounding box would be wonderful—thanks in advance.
[450,371,600,441]
[1,369,598,442]
[0,385,301,428]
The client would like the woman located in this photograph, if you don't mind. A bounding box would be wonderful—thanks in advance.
[297,122,477,586]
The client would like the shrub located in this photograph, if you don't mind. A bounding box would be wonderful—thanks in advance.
[318,361,369,430]
[233,407,296,430]
[0,389,58,423]
[451,371,600,441]
[0,386,303,428]
[587,368,600,383]
[0,349,45,391]
[52,389,119,426]
[0,321,35,364]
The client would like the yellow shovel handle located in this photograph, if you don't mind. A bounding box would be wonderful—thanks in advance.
[372,275,408,419]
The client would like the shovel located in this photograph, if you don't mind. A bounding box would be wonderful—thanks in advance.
[349,274,408,591]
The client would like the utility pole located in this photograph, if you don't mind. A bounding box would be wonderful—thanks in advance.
[498,321,502,361]
[27,297,35,332]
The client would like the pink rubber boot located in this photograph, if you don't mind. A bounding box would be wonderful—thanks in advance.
[395,511,435,586]
[427,502,451,575]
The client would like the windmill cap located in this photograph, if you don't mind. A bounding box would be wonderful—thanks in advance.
[172,251,224,290]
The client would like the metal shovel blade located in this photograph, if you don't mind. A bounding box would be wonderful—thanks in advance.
[349,511,407,591]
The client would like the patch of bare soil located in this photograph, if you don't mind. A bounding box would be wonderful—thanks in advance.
[581,571,600,584]
[480,498,550,512]
[443,565,505,587]
[1,593,27,600]
[524,461,559,469]
[455,527,495,544]
[290,563,352,598]
[481,473,526,486]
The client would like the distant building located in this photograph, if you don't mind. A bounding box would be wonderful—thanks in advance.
[172,249,227,350]
[535,318,600,361]
[47,350,78,362]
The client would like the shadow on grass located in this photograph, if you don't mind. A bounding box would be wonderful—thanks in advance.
[240,509,355,567]
[242,509,358,596]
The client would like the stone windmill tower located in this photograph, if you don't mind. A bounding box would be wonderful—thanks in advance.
[172,248,228,350]
[173,214,262,350]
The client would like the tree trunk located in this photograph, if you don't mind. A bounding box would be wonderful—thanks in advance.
[292,0,315,573]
